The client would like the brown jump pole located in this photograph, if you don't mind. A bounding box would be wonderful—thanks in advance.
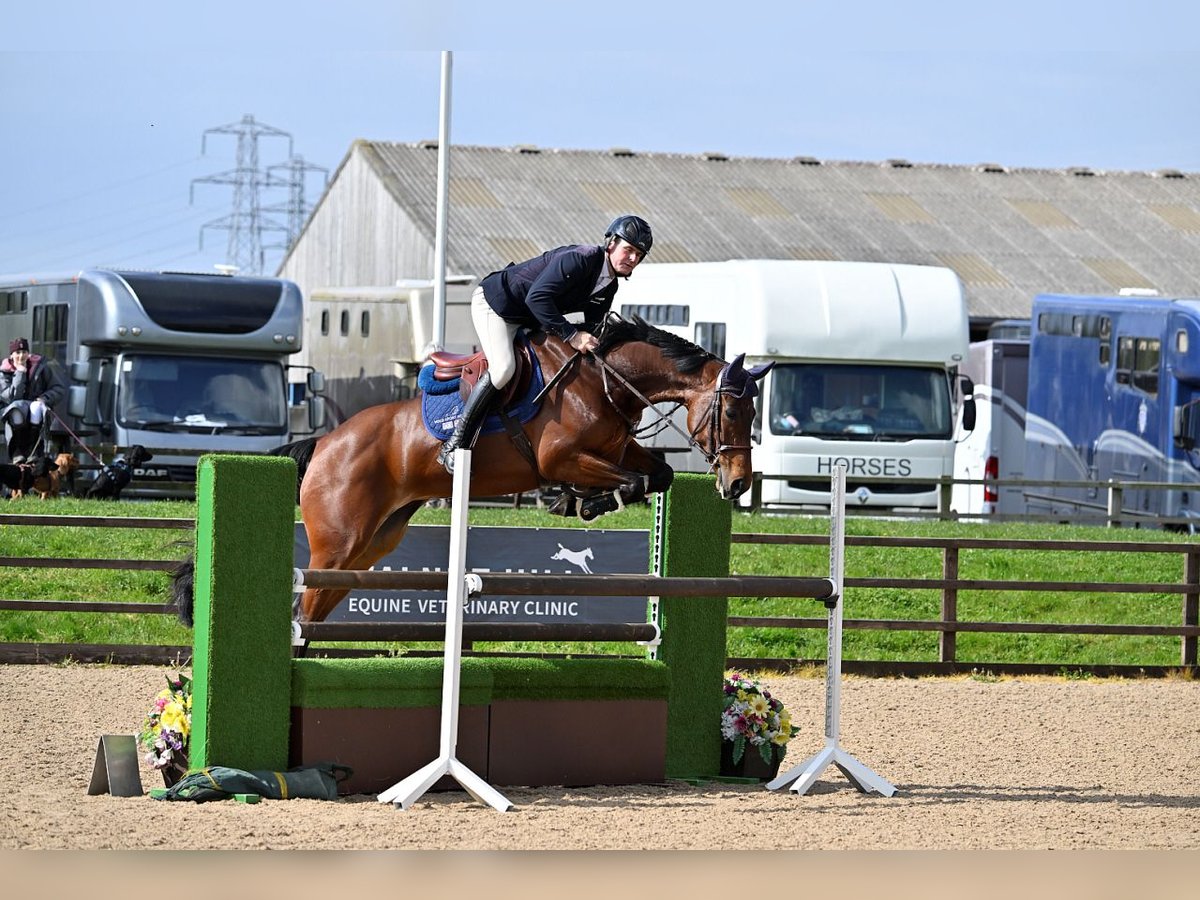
[295,569,836,601]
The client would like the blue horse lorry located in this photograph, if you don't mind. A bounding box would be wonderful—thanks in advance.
[973,292,1200,526]
[0,269,326,498]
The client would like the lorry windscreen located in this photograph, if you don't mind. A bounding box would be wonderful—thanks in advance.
[768,363,952,440]
[117,356,287,433]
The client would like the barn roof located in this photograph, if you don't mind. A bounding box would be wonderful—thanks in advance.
[290,140,1200,323]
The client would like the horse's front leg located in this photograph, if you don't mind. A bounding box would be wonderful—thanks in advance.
[619,441,676,497]
[545,447,669,521]
[580,442,676,518]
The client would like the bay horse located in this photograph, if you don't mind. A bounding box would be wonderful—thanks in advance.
[174,315,771,625]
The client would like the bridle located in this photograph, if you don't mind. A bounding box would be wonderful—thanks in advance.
[591,353,751,473]
[530,316,767,473]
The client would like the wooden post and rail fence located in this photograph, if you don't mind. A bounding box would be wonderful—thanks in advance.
[749,472,1200,529]
[0,512,1198,675]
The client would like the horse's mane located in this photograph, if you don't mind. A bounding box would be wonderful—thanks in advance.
[595,315,718,374]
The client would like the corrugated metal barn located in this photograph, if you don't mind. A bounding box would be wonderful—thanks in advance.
[278,140,1200,336]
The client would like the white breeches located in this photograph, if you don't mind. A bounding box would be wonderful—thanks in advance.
[471,286,520,389]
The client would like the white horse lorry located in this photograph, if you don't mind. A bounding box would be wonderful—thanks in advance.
[0,269,325,498]
[613,259,976,510]
[950,334,1030,517]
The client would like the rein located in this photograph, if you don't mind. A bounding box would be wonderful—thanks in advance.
[529,320,756,475]
[591,353,740,471]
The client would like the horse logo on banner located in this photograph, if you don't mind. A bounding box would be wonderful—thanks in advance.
[550,543,595,574]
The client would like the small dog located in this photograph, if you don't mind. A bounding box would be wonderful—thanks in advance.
[3,456,55,500]
[0,462,34,496]
[28,452,79,500]
[85,445,153,500]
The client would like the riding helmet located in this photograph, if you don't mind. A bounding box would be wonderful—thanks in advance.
[604,215,653,255]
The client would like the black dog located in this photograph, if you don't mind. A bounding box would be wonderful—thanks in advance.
[85,445,153,500]
[0,463,30,493]
[1,456,55,499]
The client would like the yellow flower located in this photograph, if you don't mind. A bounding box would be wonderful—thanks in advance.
[772,731,790,745]
[748,694,769,716]
[160,703,190,738]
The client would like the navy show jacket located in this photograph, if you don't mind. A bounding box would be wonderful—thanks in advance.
[479,244,619,342]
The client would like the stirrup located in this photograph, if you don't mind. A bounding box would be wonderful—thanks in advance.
[437,441,458,474]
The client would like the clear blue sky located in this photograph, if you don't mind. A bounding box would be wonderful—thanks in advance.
[4,2,1200,276]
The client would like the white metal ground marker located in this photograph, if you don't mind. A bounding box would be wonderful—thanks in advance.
[376,448,515,812]
[766,465,896,797]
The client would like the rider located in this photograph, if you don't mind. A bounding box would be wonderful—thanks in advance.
[0,337,66,463]
[436,214,653,472]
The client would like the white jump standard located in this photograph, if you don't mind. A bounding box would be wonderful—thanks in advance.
[766,465,896,797]
[375,448,514,812]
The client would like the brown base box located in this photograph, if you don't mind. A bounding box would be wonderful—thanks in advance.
[289,705,489,795]
[487,698,668,787]
[290,698,667,794]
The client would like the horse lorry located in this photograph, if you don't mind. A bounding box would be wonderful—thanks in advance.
[613,259,976,510]
[289,279,476,427]
[951,333,1030,517]
[0,269,325,498]
[1024,292,1200,527]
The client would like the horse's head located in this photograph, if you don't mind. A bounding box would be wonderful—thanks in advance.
[690,353,774,500]
[588,316,773,501]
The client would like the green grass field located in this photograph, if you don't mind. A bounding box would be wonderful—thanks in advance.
[0,495,1194,668]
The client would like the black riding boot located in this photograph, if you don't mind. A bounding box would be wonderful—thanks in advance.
[4,422,26,464]
[437,372,499,474]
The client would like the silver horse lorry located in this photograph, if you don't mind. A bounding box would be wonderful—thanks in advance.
[0,268,325,497]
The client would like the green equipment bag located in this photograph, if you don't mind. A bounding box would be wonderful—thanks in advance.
[154,762,352,802]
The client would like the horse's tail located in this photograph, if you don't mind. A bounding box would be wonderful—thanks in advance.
[270,436,319,501]
[171,555,196,627]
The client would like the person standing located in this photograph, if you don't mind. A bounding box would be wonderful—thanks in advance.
[437,214,654,472]
[1,337,65,462]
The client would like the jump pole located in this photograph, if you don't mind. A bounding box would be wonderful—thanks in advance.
[375,447,514,812]
[766,464,896,797]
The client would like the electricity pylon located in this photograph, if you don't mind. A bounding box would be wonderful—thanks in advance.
[191,114,293,274]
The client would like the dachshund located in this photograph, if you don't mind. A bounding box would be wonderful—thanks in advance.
[2,455,56,499]
[28,452,79,500]
[84,445,153,500]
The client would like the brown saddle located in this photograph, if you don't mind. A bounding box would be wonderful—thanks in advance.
[427,335,537,407]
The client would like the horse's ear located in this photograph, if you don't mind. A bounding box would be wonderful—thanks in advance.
[727,353,746,374]
[747,360,775,381]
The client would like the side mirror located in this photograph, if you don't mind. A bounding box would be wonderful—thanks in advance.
[307,370,326,394]
[1176,405,1195,450]
[68,384,87,419]
[961,397,977,432]
[70,360,89,383]
[308,397,327,432]
[957,374,977,432]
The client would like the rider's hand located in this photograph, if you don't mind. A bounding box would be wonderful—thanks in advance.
[568,330,599,354]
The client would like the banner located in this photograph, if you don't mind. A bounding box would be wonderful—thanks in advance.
[294,524,650,625]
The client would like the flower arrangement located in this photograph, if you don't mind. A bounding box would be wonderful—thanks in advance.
[720,672,799,766]
[138,673,192,774]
